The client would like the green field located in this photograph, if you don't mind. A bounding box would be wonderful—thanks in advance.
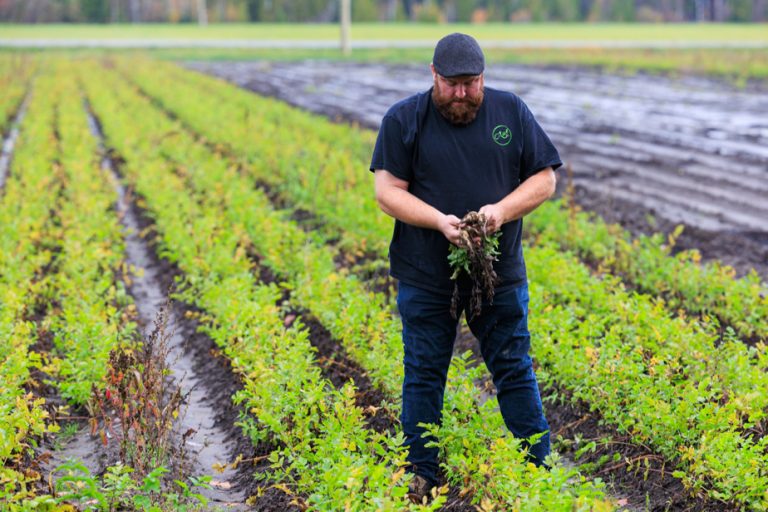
[7,45,763,83]
[3,22,767,81]
[2,22,767,43]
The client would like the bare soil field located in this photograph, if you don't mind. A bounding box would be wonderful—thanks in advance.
[188,60,768,278]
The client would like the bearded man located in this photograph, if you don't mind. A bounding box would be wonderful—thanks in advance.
[369,33,562,503]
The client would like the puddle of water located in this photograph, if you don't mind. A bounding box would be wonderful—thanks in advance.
[0,94,30,190]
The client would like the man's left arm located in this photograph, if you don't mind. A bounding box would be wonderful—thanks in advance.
[478,167,556,233]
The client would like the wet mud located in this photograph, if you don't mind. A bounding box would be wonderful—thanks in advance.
[188,60,768,279]
[113,181,249,507]
[0,93,29,191]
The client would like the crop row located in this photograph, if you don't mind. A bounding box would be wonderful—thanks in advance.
[46,62,136,406]
[129,57,766,345]
[0,54,32,136]
[1,62,140,509]
[0,68,84,507]
[525,246,768,508]
[119,57,768,509]
[0,69,62,507]
[527,200,768,341]
[82,58,611,510]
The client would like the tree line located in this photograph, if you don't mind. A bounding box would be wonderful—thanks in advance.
[1,0,765,23]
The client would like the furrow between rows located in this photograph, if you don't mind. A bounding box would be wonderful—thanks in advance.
[0,90,29,194]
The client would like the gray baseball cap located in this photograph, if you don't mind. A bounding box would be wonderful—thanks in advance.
[432,33,485,77]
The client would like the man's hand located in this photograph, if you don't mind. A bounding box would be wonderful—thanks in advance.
[438,214,463,245]
[478,203,506,233]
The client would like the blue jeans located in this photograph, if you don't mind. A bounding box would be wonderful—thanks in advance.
[397,281,550,485]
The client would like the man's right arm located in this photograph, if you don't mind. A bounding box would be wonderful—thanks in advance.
[374,169,462,245]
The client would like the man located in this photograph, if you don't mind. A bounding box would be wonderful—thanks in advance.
[369,33,561,503]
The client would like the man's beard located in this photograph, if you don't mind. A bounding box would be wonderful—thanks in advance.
[431,81,484,125]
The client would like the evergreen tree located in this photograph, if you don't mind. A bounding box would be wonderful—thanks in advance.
[80,0,108,22]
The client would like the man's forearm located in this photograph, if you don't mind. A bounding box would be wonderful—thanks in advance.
[374,169,463,245]
[377,185,444,230]
[479,168,556,232]
[500,167,556,221]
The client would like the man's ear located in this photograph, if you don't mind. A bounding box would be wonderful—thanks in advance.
[430,63,437,80]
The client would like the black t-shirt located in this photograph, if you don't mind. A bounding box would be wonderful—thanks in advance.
[370,86,562,294]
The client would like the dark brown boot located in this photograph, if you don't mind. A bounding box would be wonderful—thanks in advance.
[407,474,433,504]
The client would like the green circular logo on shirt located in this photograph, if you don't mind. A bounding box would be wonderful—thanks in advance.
[492,125,512,146]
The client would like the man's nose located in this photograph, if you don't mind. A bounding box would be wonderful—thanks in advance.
[454,84,466,98]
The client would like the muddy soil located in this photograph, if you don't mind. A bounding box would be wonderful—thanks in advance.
[106,170,249,508]
[187,60,768,278]
[0,93,28,191]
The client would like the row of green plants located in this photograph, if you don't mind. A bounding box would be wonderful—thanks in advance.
[44,61,137,406]
[524,244,768,509]
[483,47,768,84]
[119,56,767,346]
[0,70,65,507]
[0,54,32,136]
[527,199,768,341]
[82,58,613,510]
[117,57,768,509]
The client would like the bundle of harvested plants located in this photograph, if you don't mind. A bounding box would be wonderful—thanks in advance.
[447,211,501,320]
